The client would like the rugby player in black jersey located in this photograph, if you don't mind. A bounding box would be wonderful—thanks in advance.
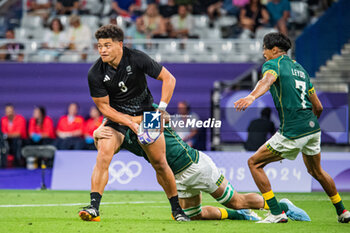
[79,24,189,222]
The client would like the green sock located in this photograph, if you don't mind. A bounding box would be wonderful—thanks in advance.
[279,202,289,213]
[263,190,282,215]
[226,209,246,220]
[330,193,346,215]
[334,201,346,215]
[266,197,283,215]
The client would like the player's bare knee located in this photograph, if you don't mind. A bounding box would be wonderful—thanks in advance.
[307,168,323,181]
[247,157,257,170]
[151,158,168,172]
[225,195,240,209]
[96,153,113,169]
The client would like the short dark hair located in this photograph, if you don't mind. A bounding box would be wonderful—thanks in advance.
[5,103,14,108]
[95,24,124,42]
[263,32,292,52]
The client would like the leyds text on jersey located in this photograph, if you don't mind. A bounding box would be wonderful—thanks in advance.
[291,69,305,79]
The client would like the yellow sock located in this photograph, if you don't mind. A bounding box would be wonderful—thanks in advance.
[330,193,342,204]
[264,200,270,210]
[262,190,275,201]
[262,190,282,215]
[330,193,346,215]
[218,208,228,219]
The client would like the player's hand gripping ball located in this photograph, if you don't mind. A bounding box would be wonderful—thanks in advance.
[137,121,161,145]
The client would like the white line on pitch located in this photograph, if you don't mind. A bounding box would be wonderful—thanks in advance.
[1,197,349,208]
[0,201,167,208]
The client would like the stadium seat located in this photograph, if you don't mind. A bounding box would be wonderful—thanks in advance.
[289,1,309,25]
[80,15,100,29]
[206,28,221,39]
[217,16,237,27]
[101,0,113,16]
[224,54,250,62]
[83,0,103,15]
[100,17,111,26]
[26,41,39,54]
[87,53,99,63]
[193,15,210,38]
[21,15,43,29]
[14,28,31,39]
[255,27,278,40]
[100,16,128,30]
[191,53,219,63]
[158,40,179,53]
[193,15,209,28]
[58,54,82,62]
[116,16,129,30]
[163,54,190,63]
[57,15,69,28]
[147,53,162,63]
[31,28,46,40]
[236,40,261,55]
[29,54,56,62]
[207,41,234,54]
[185,40,207,54]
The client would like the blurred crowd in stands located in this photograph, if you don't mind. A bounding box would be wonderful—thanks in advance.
[0,101,202,168]
[0,103,103,168]
[0,0,337,62]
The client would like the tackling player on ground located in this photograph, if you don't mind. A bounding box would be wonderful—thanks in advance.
[93,108,310,222]
[234,32,350,223]
[79,24,189,222]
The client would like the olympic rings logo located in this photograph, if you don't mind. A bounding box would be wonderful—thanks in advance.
[108,161,142,185]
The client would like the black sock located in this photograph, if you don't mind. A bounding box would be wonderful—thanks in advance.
[90,192,102,210]
[168,195,181,212]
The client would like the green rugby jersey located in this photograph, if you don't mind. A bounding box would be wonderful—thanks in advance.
[261,55,320,139]
[121,126,199,174]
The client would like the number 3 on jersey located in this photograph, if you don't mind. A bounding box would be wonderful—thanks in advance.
[118,81,128,92]
[295,80,306,109]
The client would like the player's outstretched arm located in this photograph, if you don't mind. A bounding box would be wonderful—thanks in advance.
[157,67,176,109]
[92,96,139,133]
[234,73,276,111]
[309,92,323,118]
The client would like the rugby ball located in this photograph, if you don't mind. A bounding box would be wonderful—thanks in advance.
[137,121,161,145]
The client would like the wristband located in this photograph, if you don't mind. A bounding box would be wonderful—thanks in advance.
[158,101,168,111]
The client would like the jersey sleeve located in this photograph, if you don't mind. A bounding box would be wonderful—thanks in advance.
[133,49,163,79]
[88,69,108,98]
[262,61,278,80]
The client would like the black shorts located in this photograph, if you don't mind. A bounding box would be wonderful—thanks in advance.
[104,106,155,135]
[105,120,129,135]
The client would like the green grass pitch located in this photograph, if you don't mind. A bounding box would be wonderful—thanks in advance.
[0,190,349,233]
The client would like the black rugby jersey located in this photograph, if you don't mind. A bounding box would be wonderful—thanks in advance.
[88,47,162,115]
